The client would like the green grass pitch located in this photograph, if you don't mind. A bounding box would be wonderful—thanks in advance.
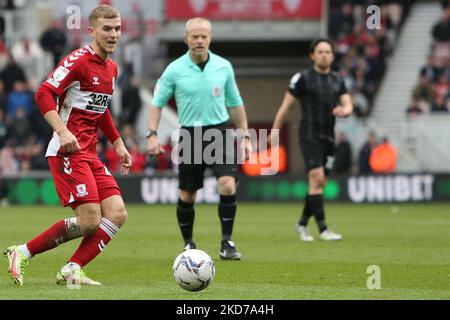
[0,203,449,300]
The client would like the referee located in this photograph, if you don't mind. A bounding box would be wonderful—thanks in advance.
[271,39,353,242]
[147,18,250,260]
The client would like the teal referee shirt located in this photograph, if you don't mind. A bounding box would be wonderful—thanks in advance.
[152,51,243,127]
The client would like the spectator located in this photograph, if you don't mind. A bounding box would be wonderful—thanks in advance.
[421,55,439,83]
[433,73,449,102]
[21,136,48,170]
[442,0,449,9]
[0,108,6,148]
[120,75,142,127]
[0,55,27,95]
[351,90,370,116]
[334,132,353,174]
[117,63,134,90]
[6,81,33,119]
[369,137,397,174]
[329,1,409,116]
[6,107,32,145]
[358,131,377,174]
[39,19,67,67]
[432,10,450,42]
[96,141,106,164]
[128,140,146,173]
[120,124,139,150]
[104,141,121,173]
[406,97,426,116]
[412,74,435,106]
[0,80,7,114]
[337,2,355,38]
[431,95,449,112]
[0,178,9,207]
[0,38,9,70]
[11,36,44,81]
[29,97,53,142]
[0,140,19,176]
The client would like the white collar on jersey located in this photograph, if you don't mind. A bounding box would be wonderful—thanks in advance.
[85,45,95,55]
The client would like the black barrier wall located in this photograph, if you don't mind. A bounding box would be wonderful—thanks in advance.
[1,173,449,205]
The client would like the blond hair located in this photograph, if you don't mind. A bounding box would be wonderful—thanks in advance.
[89,5,120,27]
[185,17,212,34]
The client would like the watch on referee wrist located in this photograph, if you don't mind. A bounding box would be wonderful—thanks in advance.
[145,129,158,139]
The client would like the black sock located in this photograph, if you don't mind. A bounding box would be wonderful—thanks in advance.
[299,195,314,226]
[177,199,195,245]
[218,195,236,242]
[309,194,328,233]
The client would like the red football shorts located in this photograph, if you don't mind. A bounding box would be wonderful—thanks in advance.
[48,156,121,209]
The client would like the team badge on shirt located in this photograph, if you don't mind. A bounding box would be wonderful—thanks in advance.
[76,184,89,198]
[212,85,221,97]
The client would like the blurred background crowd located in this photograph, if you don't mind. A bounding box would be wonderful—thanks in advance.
[0,0,448,179]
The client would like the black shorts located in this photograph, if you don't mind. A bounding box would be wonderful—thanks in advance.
[177,124,238,192]
[300,138,335,176]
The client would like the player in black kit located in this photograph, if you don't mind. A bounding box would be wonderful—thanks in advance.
[271,39,353,242]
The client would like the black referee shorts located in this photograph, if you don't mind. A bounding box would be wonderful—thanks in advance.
[177,124,238,192]
[300,138,335,176]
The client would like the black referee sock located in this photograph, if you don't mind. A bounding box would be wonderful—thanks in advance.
[218,195,236,242]
[177,199,195,245]
[308,194,328,233]
[299,195,314,226]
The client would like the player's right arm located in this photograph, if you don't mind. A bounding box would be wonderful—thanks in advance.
[34,86,80,153]
[270,72,304,145]
[272,91,296,130]
[35,49,88,154]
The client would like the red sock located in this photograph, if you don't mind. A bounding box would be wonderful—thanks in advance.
[69,218,118,267]
[27,218,82,256]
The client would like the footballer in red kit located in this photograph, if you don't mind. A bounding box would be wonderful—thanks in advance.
[45,44,121,207]
[3,5,132,287]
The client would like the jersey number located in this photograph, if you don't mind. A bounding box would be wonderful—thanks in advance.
[88,94,109,107]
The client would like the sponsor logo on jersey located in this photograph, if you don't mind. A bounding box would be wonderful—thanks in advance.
[86,93,110,113]
[93,76,100,85]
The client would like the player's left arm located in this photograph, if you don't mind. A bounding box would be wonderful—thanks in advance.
[98,109,132,175]
[225,63,250,161]
[228,105,250,161]
[333,75,353,118]
[333,93,353,118]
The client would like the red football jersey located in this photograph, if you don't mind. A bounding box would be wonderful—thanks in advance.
[43,45,118,158]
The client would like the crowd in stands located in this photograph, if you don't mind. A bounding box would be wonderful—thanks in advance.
[329,0,409,116]
[407,1,450,116]
[334,130,397,175]
[0,1,416,177]
[0,17,162,177]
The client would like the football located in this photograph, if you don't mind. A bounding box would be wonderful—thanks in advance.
[172,249,215,292]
